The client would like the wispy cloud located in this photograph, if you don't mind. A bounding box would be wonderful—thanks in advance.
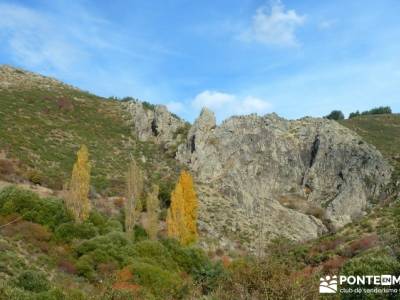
[0,2,100,71]
[239,0,305,47]
[190,90,272,122]
[0,1,179,102]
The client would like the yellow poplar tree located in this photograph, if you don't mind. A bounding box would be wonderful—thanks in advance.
[66,145,91,222]
[125,159,143,233]
[145,185,160,240]
[166,170,198,245]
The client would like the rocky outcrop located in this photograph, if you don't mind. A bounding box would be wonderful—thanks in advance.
[122,100,189,149]
[177,109,393,251]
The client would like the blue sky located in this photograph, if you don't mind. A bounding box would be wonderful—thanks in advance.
[0,0,399,122]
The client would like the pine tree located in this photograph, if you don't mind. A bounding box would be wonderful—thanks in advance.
[145,185,160,240]
[166,170,198,245]
[125,159,143,233]
[66,145,91,222]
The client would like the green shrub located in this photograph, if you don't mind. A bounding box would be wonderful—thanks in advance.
[131,240,179,271]
[127,261,188,299]
[0,287,31,300]
[88,210,107,227]
[132,225,148,241]
[54,211,123,242]
[74,232,132,279]
[0,186,71,230]
[104,219,123,233]
[158,180,174,208]
[75,255,96,280]
[101,287,153,300]
[75,232,129,256]
[54,222,97,242]
[1,278,65,300]
[340,250,400,299]
[349,111,360,119]
[362,106,392,116]
[27,170,43,185]
[161,239,224,293]
[325,110,345,120]
[212,256,317,300]
[341,249,400,278]
[88,211,123,234]
[142,101,156,111]
[15,270,50,292]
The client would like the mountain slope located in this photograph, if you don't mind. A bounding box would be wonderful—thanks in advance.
[340,114,400,181]
[0,65,180,196]
[1,65,398,251]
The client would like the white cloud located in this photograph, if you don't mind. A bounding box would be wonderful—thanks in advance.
[240,0,305,47]
[189,90,272,122]
[192,90,235,110]
[0,3,91,71]
[235,96,272,114]
[166,101,185,114]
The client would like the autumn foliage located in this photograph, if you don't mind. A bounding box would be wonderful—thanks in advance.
[66,145,91,222]
[166,170,198,245]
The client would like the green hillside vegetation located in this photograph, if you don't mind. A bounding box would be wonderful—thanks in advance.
[1,185,399,299]
[0,186,225,299]
[1,67,400,299]
[348,106,392,119]
[0,67,179,197]
[340,114,400,180]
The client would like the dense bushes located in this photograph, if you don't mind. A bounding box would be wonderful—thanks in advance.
[130,240,179,271]
[15,270,50,292]
[125,262,188,299]
[0,186,125,244]
[349,106,392,118]
[70,235,224,298]
[161,238,224,293]
[0,270,66,300]
[325,106,393,120]
[73,232,132,280]
[324,110,345,120]
[211,256,318,299]
[342,249,400,279]
[54,222,97,242]
[0,186,71,230]
[0,185,324,299]
[339,249,400,300]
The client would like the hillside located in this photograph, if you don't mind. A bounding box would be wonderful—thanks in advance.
[1,66,400,299]
[340,114,400,181]
[0,65,180,197]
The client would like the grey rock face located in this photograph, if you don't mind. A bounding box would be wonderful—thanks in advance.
[177,110,392,250]
[122,100,188,149]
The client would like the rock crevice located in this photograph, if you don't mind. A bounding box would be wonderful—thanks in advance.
[177,110,392,250]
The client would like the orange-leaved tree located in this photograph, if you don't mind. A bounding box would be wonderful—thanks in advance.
[166,170,198,245]
[66,145,91,222]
